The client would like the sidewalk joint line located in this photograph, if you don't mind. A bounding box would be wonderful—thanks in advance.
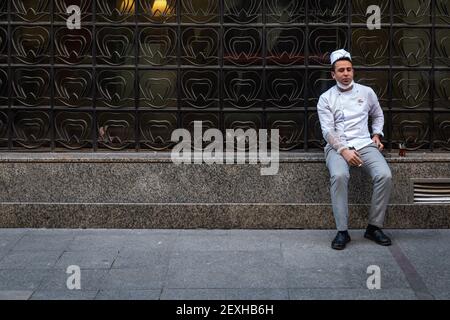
[388,240,435,300]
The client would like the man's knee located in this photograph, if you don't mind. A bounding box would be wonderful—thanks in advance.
[331,171,350,184]
[373,169,392,184]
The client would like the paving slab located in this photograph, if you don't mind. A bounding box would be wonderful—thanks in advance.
[0,233,26,251]
[288,288,417,300]
[55,250,119,269]
[390,230,450,295]
[282,243,396,269]
[0,229,29,236]
[285,263,410,290]
[0,290,34,300]
[111,249,170,269]
[120,234,176,251]
[38,268,109,291]
[0,229,448,300]
[430,289,450,300]
[0,249,9,261]
[0,269,51,290]
[30,290,99,300]
[166,250,287,289]
[67,235,127,252]
[100,268,167,290]
[174,232,281,252]
[11,234,74,252]
[0,251,62,270]
[160,288,289,300]
[95,289,161,300]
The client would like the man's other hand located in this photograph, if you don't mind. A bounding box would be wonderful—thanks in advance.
[372,134,384,151]
[341,149,363,167]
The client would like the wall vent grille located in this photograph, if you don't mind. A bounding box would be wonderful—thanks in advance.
[414,182,450,204]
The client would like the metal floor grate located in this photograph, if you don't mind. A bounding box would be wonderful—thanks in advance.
[414,182,450,204]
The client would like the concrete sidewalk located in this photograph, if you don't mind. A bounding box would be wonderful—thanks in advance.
[0,229,448,300]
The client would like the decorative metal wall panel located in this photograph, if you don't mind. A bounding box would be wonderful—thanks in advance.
[55,27,93,65]
[54,69,93,108]
[308,0,347,24]
[0,0,448,152]
[55,111,93,149]
[12,0,50,23]
[393,0,431,25]
[266,70,304,110]
[0,27,7,65]
[181,70,219,109]
[308,27,347,66]
[140,112,177,150]
[0,69,7,108]
[12,68,51,107]
[392,71,431,110]
[223,70,263,110]
[351,29,390,67]
[436,0,450,25]
[139,70,177,109]
[137,0,177,23]
[12,26,51,65]
[352,0,390,24]
[181,0,219,24]
[224,27,263,66]
[436,28,450,67]
[391,113,430,150]
[182,111,219,149]
[181,27,219,66]
[392,29,431,67]
[224,112,263,132]
[0,111,8,148]
[266,28,305,66]
[224,0,262,24]
[139,27,177,66]
[0,0,7,21]
[96,27,135,66]
[96,69,135,109]
[96,0,136,23]
[97,111,135,150]
[435,71,450,110]
[267,112,304,150]
[12,110,51,149]
[54,0,93,23]
[434,113,450,150]
[266,0,305,24]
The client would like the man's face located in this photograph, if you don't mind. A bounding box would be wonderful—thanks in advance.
[331,60,354,86]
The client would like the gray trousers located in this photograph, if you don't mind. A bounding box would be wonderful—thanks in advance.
[325,143,392,231]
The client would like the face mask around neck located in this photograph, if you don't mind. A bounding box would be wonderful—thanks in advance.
[336,80,354,91]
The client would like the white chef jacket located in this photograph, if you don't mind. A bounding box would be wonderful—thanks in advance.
[317,83,385,153]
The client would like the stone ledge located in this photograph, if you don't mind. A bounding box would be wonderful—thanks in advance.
[1,152,448,229]
[1,152,449,163]
[0,203,448,229]
[1,159,449,204]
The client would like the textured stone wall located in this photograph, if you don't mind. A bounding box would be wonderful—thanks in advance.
[0,152,449,228]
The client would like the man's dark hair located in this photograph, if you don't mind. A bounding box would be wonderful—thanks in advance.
[331,57,353,72]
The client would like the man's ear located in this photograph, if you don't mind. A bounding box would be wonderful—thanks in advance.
[331,71,336,80]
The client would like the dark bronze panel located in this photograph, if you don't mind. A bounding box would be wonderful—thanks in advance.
[0,0,448,151]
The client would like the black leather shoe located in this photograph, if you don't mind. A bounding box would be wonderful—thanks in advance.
[364,228,392,246]
[331,232,351,250]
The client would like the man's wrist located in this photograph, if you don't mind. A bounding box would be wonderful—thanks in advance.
[337,146,349,154]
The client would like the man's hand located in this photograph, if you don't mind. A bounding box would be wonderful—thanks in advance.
[341,149,363,167]
[372,134,384,151]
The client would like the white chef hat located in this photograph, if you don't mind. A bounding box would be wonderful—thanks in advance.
[330,49,352,65]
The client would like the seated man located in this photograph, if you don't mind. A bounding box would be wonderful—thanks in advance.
[317,49,393,250]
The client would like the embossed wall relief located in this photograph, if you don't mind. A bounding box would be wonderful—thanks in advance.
[0,0,448,151]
